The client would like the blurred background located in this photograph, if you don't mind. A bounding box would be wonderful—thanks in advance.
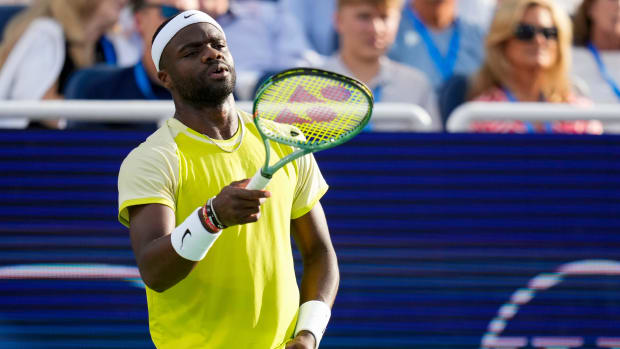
[0,0,619,348]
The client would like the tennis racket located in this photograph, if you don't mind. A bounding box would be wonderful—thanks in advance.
[246,67,373,190]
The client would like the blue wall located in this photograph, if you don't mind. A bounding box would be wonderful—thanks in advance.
[0,130,619,348]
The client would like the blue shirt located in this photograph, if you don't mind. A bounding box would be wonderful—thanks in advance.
[388,8,485,90]
[282,0,338,56]
[216,1,319,74]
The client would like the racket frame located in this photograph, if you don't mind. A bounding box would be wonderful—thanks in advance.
[248,67,373,188]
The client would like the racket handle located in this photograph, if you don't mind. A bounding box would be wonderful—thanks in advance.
[246,169,271,190]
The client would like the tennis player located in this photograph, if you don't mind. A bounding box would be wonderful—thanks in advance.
[117,10,339,349]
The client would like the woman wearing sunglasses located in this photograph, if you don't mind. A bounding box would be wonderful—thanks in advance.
[466,0,602,134]
[572,0,620,104]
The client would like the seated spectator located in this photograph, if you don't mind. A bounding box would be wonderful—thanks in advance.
[65,0,198,130]
[197,0,321,100]
[0,0,127,129]
[572,0,620,104]
[284,0,494,57]
[388,0,485,89]
[67,0,198,102]
[283,0,339,56]
[467,0,602,134]
[322,0,440,130]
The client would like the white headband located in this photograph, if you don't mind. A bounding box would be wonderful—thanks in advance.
[151,10,225,71]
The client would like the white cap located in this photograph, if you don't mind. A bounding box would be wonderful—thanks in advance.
[151,10,225,71]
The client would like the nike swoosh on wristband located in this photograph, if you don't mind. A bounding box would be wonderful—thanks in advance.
[184,13,195,19]
[181,229,191,249]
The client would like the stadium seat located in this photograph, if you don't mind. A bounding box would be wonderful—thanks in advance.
[63,65,158,130]
[63,64,124,99]
[438,74,469,129]
[0,5,26,37]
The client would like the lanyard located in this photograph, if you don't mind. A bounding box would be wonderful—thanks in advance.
[372,85,383,102]
[502,87,551,133]
[133,61,158,100]
[405,7,460,81]
[587,42,620,100]
[99,36,117,65]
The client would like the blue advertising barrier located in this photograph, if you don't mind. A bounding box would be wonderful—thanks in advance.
[0,130,619,348]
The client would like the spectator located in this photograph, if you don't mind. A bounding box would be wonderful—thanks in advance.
[388,0,485,89]
[572,0,620,104]
[68,0,198,101]
[65,0,199,130]
[323,0,440,130]
[197,0,321,100]
[284,0,497,57]
[283,0,339,56]
[467,0,602,134]
[0,0,127,128]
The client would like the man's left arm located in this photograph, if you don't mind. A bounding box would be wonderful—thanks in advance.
[287,202,339,349]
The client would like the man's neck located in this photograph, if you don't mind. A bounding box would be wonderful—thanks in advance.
[411,2,454,30]
[591,25,620,51]
[506,67,544,102]
[174,95,238,139]
[339,50,381,86]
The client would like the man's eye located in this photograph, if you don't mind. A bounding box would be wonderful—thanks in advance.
[184,51,198,57]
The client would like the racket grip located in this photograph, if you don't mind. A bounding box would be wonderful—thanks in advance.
[246,169,271,190]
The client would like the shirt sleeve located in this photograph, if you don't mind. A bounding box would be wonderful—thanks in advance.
[291,153,328,219]
[5,18,65,100]
[117,143,179,227]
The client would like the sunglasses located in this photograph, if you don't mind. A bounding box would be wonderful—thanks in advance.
[141,4,182,18]
[514,23,559,41]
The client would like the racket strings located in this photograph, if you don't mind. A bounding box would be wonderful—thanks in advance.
[256,74,370,146]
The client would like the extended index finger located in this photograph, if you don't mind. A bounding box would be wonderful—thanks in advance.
[233,187,271,200]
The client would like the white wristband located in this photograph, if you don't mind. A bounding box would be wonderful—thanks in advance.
[170,207,221,261]
[294,300,331,349]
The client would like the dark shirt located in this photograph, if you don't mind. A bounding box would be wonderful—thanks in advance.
[64,64,171,130]
[71,64,171,100]
[58,38,112,96]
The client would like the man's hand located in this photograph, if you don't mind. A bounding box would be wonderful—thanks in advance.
[211,179,271,227]
[285,331,316,349]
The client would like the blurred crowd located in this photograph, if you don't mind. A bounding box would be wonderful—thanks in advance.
[0,0,617,133]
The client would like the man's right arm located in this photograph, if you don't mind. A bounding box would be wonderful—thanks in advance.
[129,203,196,293]
[127,179,270,293]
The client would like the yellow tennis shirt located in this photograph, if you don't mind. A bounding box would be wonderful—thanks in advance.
[117,111,328,348]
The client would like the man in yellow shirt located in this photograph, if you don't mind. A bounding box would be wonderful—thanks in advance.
[117,10,339,349]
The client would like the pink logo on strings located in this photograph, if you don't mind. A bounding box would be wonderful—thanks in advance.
[274,85,349,125]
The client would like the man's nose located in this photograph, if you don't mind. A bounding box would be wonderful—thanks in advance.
[201,46,222,63]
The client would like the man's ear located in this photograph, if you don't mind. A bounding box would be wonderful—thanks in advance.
[157,70,174,90]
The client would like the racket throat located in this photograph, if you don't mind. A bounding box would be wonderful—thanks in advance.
[259,169,272,180]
